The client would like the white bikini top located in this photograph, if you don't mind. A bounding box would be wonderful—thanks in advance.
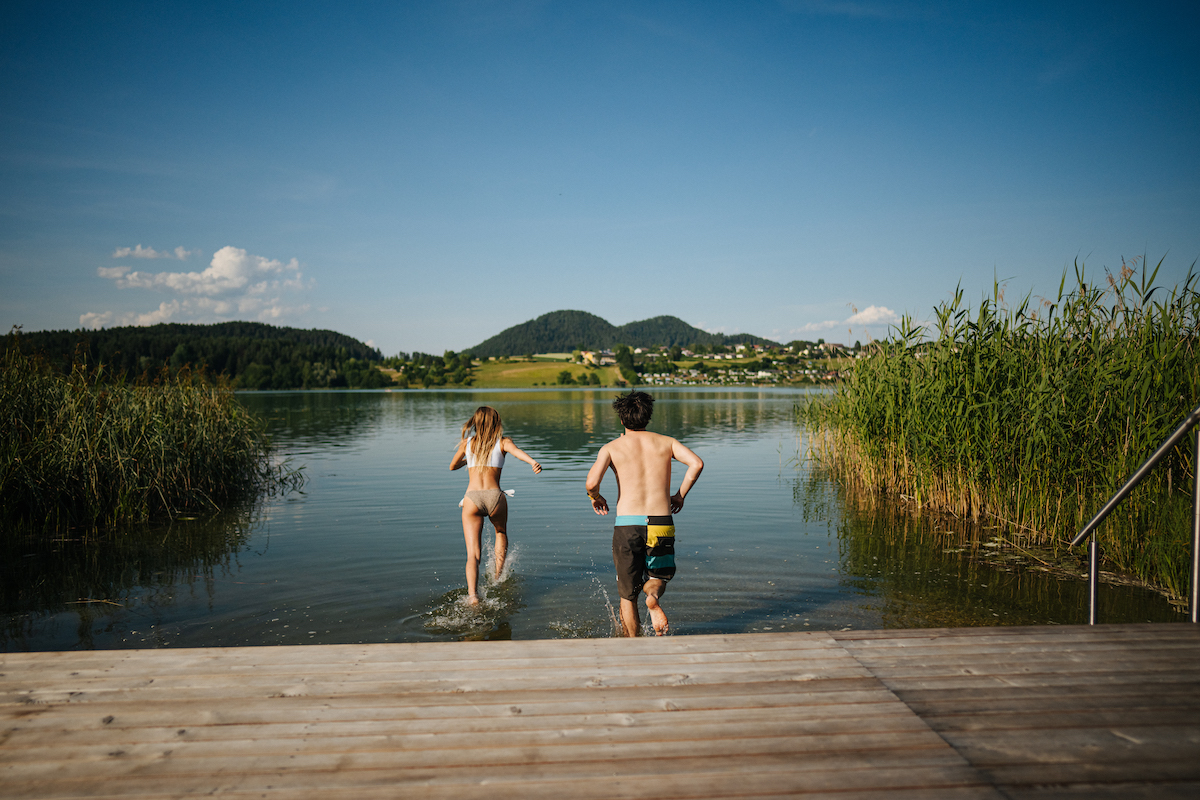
[464,435,506,468]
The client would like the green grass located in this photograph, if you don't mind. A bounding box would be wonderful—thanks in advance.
[468,360,622,387]
[802,257,1200,598]
[1,342,302,532]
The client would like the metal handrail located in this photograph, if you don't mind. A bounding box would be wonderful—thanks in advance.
[1071,401,1200,624]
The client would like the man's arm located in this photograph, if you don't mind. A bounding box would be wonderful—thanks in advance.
[585,445,612,515]
[669,439,703,514]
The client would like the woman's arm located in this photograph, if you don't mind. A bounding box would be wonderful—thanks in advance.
[502,438,542,473]
[449,439,468,471]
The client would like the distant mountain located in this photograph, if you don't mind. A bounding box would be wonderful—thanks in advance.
[466,310,779,357]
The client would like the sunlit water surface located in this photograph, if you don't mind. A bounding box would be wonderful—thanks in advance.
[2,388,1185,650]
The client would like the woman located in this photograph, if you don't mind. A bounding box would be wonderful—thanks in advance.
[449,406,541,604]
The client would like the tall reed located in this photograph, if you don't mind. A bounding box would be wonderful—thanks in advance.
[803,258,1200,597]
[1,342,301,532]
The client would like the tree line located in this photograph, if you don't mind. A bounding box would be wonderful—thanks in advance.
[9,322,394,390]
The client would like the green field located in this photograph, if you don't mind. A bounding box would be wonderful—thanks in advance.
[468,360,622,388]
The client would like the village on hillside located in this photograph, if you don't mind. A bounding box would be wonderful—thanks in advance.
[405,339,868,389]
[578,341,859,387]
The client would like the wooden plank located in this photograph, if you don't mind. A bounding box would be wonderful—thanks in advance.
[888,681,1200,711]
[0,639,854,676]
[840,647,1200,669]
[0,705,921,750]
[983,759,1200,786]
[937,726,1200,765]
[834,623,1197,641]
[0,631,843,667]
[0,681,896,734]
[2,732,963,786]
[0,685,902,728]
[1,670,876,707]
[0,760,998,800]
[869,670,1198,692]
[920,707,1200,732]
[2,710,946,761]
[0,653,869,691]
[840,628,1200,644]
[832,654,1195,679]
[0,789,1008,800]
[1002,782,1200,799]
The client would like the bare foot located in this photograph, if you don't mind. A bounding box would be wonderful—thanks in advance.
[645,595,669,635]
[467,593,480,606]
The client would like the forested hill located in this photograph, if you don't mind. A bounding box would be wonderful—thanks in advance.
[468,310,779,357]
[11,322,390,390]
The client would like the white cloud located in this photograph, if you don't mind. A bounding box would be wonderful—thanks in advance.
[794,305,901,336]
[846,305,899,326]
[112,244,197,260]
[82,246,313,328]
[108,246,301,296]
[79,311,113,329]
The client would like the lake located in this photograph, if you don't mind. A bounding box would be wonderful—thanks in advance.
[1,388,1186,651]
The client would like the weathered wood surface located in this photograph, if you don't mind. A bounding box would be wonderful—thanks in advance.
[835,623,1200,799]
[2,624,1196,799]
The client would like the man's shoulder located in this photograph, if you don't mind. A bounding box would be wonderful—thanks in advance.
[621,430,678,452]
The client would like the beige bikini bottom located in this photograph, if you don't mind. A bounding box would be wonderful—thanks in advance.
[463,488,508,517]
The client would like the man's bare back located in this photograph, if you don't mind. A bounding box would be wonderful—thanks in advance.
[586,391,703,636]
[589,431,694,516]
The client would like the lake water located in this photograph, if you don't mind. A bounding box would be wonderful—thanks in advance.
[1,388,1186,651]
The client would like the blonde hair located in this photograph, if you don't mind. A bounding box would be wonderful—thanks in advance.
[462,406,503,466]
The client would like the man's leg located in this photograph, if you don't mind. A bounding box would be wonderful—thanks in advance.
[619,597,641,637]
[643,578,668,635]
[612,525,643,636]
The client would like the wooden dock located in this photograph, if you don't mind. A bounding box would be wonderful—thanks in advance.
[3,624,1198,799]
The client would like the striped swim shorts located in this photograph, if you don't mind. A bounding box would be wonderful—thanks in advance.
[612,514,676,601]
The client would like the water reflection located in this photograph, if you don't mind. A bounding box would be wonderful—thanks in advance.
[798,474,1184,627]
[1,506,261,650]
[250,387,816,464]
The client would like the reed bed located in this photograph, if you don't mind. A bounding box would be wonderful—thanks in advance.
[803,258,1200,598]
[1,343,301,532]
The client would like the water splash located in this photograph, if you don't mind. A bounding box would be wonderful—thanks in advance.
[424,528,524,639]
[483,529,520,585]
[547,575,622,638]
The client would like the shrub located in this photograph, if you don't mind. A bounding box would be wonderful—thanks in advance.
[1,343,302,531]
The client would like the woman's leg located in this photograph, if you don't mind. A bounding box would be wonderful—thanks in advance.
[489,496,509,580]
[461,499,485,604]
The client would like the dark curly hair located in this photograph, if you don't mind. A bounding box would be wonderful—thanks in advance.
[612,390,654,430]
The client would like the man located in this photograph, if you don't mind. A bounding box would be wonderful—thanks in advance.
[586,390,703,636]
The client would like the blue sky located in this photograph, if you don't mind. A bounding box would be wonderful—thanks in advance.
[2,1,1197,354]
